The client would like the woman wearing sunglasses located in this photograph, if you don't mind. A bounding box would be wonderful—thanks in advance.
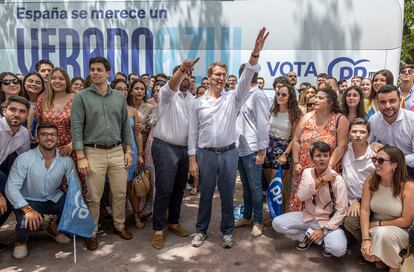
[341,85,366,123]
[290,88,349,212]
[360,146,414,271]
[0,72,24,116]
[263,84,302,187]
[398,64,414,110]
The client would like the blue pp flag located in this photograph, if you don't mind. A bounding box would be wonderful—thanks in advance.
[266,165,283,220]
[58,170,95,238]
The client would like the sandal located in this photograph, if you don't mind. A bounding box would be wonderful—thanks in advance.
[135,220,145,229]
[190,188,199,195]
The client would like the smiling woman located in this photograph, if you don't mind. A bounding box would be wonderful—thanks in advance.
[0,72,24,116]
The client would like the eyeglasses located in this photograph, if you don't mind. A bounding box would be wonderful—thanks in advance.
[276,92,288,97]
[1,79,19,86]
[371,157,392,165]
[39,132,58,138]
[400,69,414,75]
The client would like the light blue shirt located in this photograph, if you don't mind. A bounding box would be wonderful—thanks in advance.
[404,85,414,111]
[368,109,414,167]
[6,147,77,209]
[236,85,270,156]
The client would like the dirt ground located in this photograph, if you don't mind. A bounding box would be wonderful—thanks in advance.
[0,181,380,272]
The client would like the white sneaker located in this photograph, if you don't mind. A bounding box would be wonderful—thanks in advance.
[251,224,263,238]
[13,244,28,259]
[222,234,234,248]
[191,233,208,247]
[234,218,251,228]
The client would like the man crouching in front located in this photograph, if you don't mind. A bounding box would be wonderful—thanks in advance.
[272,141,348,258]
[6,123,75,259]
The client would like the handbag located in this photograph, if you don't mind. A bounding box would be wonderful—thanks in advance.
[132,167,151,197]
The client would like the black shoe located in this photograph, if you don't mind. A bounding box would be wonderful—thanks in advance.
[354,254,368,265]
[296,237,313,251]
[321,246,332,258]
[0,243,10,252]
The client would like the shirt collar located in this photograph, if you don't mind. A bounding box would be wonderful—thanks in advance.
[88,84,113,95]
[348,142,372,161]
[35,146,59,160]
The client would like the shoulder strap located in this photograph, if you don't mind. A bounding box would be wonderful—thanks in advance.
[328,182,336,218]
[335,113,343,130]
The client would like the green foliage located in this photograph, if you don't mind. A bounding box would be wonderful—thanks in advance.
[402,1,414,64]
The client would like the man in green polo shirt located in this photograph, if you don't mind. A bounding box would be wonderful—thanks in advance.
[71,56,133,250]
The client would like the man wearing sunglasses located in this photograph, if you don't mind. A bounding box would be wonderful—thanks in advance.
[368,84,414,179]
[6,123,75,259]
[398,64,414,110]
[0,96,31,252]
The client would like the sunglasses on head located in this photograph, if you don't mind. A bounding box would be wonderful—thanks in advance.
[276,92,288,97]
[401,69,414,75]
[1,79,19,86]
[371,157,392,165]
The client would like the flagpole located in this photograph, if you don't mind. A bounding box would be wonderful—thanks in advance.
[73,234,77,263]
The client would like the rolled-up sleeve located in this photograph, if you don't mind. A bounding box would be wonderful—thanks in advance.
[71,93,85,150]
[297,169,316,201]
[5,154,29,209]
[188,99,199,155]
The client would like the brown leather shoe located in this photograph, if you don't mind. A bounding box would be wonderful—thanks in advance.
[168,224,189,237]
[113,228,133,240]
[152,233,164,249]
[85,236,98,250]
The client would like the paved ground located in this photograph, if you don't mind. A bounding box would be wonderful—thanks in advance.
[0,182,381,272]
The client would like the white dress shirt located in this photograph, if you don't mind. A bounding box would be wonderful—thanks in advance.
[188,63,260,155]
[0,117,30,165]
[368,109,414,167]
[152,83,195,146]
[341,143,375,204]
[236,85,270,157]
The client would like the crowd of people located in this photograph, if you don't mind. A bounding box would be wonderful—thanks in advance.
[1,27,414,271]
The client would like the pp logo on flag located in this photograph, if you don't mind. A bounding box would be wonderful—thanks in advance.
[72,191,90,219]
[269,176,283,205]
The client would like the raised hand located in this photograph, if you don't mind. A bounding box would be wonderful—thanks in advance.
[180,57,200,75]
[253,27,269,54]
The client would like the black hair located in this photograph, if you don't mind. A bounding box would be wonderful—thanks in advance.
[377,84,400,98]
[89,56,111,71]
[6,96,31,111]
[310,141,331,158]
[37,122,58,134]
[35,59,54,72]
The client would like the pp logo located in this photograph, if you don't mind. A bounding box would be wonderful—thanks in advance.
[327,57,369,80]
[72,191,90,219]
[269,176,283,205]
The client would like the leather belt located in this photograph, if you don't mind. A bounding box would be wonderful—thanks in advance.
[84,142,121,149]
[203,143,236,153]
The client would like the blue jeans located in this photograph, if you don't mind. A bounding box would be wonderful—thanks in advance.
[14,195,66,244]
[0,170,13,227]
[238,152,263,224]
[196,147,238,235]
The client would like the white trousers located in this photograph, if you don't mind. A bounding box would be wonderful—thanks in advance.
[273,212,347,257]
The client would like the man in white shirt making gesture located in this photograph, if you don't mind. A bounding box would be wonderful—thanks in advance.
[189,27,269,248]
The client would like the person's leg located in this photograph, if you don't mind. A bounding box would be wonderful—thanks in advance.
[344,215,361,242]
[238,156,252,221]
[14,200,51,244]
[0,170,12,227]
[272,212,310,241]
[84,147,108,235]
[217,148,239,235]
[167,147,189,225]
[323,228,348,257]
[195,149,218,234]
[243,152,263,224]
[151,140,180,231]
[106,145,128,232]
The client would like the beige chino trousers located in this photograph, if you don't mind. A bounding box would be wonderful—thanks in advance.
[84,145,127,235]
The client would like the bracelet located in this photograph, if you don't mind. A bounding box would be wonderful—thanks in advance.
[362,236,371,241]
[251,53,259,58]
[125,151,133,154]
[22,206,33,214]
